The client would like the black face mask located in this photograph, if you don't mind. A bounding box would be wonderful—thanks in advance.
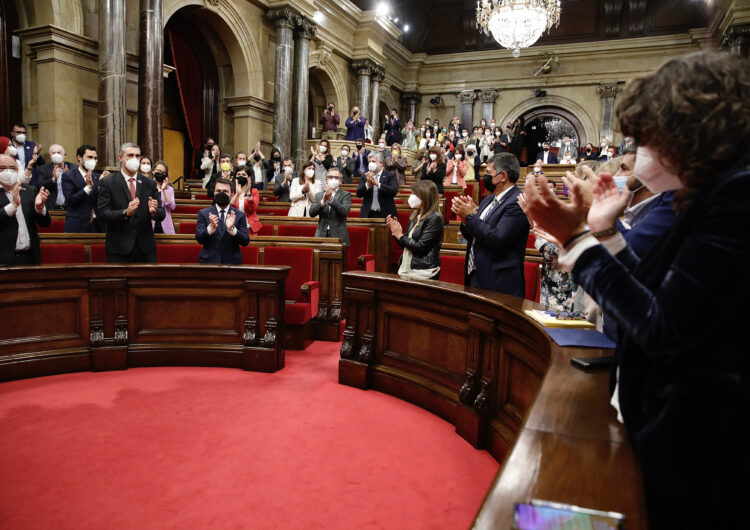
[236,176,248,186]
[153,172,167,182]
[273,155,280,160]
[356,145,363,150]
[253,154,261,162]
[483,173,497,193]
[214,192,230,207]
[586,148,592,153]
[328,106,334,112]
[543,147,549,152]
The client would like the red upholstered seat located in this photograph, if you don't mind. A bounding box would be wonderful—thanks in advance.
[178,222,198,235]
[465,184,474,200]
[172,205,203,215]
[389,211,411,266]
[240,246,259,264]
[89,244,107,263]
[352,198,363,204]
[440,255,465,286]
[261,195,278,202]
[524,261,541,303]
[263,246,318,325]
[526,232,536,249]
[255,225,274,236]
[41,244,85,264]
[277,225,317,238]
[157,244,202,264]
[347,226,375,271]
[193,194,209,200]
[258,208,290,216]
[38,220,65,233]
[444,191,459,223]
[346,209,360,218]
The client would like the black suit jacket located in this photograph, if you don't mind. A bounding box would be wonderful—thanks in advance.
[14,141,45,187]
[97,171,165,258]
[356,170,398,218]
[62,167,101,233]
[37,162,78,208]
[0,184,51,265]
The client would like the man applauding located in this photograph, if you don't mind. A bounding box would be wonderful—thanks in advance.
[196,178,250,264]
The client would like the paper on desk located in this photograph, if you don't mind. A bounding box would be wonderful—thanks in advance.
[524,309,595,329]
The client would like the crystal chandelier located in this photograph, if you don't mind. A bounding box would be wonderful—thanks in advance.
[476,0,561,58]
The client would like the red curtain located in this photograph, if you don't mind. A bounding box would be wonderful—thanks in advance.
[167,28,202,178]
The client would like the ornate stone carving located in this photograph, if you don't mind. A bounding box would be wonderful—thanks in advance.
[263,318,278,347]
[329,302,342,322]
[315,47,332,69]
[371,66,386,83]
[89,317,104,347]
[480,89,499,103]
[243,316,257,346]
[628,0,647,34]
[206,0,220,7]
[351,59,376,77]
[296,17,318,40]
[458,372,479,405]
[268,7,301,30]
[458,91,477,105]
[318,301,329,321]
[340,327,356,359]
[473,380,492,417]
[401,91,422,105]
[596,84,622,99]
[113,316,128,345]
[358,333,373,363]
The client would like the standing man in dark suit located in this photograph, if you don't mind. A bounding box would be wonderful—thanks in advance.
[62,145,106,233]
[97,143,165,263]
[309,168,352,245]
[37,144,77,210]
[0,153,51,265]
[195,178,250,264]
[357,151,398,219]
[384,108,402,146]
[9,122,45,186]
[452,153,529,296]
[272,158,295,202]
[352,140,371,183]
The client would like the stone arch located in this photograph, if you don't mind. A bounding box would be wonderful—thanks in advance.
[164,0,263,98]
[17,0,83,33]
[379,85,399,116]
[499,94,598,146]
[308,50,348,113]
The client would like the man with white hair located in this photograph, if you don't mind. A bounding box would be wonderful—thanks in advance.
[0,153,51,265]
[356,151,398,219]
[37,144,77,210]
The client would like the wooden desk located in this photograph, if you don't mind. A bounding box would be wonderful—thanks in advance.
[0,265,289,382]
[338,272,645,529]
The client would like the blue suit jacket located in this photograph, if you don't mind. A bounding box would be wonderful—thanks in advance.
[14,141,45,186]
[62,168,101,232]
[352,148,371,177]
[617,191,677,257]
[195,205,250,264]
[535,151,558,164]
[460,186,530,297]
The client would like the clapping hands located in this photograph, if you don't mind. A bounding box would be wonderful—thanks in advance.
[385,215,403,238]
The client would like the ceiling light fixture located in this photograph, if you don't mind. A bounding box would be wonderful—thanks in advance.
[476,0,561,58]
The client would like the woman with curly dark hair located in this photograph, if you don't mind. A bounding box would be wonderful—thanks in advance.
[521,50,750,528]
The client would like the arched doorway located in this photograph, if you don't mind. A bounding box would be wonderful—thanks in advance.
[515,106,588,159]
[308,68,328,139]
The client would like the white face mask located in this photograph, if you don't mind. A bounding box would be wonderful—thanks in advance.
[368,161,378,172]
[534,167,542,174]
[319,145,327,153]
[51,153,64,165]
[0,169,18,187]
[140,164,151,173]
[283,166,293,174]
[429,154,437,161]
[18,171,30,185]
[495,132,501,137]
[237,159,247,167]
[14,134,26,144]
[462,132,468,137]
[304,169,315,178]
[84,159,97,172]
[613,175,629,192]
[7,145,17,156]
[454,153,462,160]
[425,132,431,138]
[341,150,349,157]
[408,194,422,209]
[634,146,683,193]
[125,158,141,173]
[327,178,340,190]
[378,143,385,148]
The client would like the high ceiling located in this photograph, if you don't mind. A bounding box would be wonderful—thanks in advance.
[351,0,714,55]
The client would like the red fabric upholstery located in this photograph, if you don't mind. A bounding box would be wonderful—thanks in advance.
[178,222,197,235]
[389,211,411,265]
[285,302,312,326]
[260,195,278,202]
[89,244,107,263]
[257,208,290,216]
[41,244,85,265]
[157,244,202,264]
[193,194,209,201]
[346,209,361,218]
[277,225,317,238]
[38,220,65,233]
[526,232,536,249]
[465,184,474,199]
[352,198,363,204]
[173,205,203,215]
[440,255,465,286]
[347,227,375,271]
[524,261,541,303]
[256,225,274,236]
[241,246,259,264]
[444,191,459,223]
[263,247,314,301]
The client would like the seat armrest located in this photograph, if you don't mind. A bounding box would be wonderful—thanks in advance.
[301,281,320,318]
[357,254,376,272]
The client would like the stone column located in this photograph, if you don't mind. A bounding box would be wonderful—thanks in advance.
[291,18,317,170]
[137,0,164,161]
[721,24,750,59]
[402,92,422,123]
[268,7,300,159]
[370,66,385,140]
[351,60,373,124]
[98,0,127,166]
[458,90,477,129]
[480,89,499,124]
[596,84,622,142]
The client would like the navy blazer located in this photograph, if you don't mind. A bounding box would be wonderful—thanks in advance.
[352,148,371,177]
[460,186,530,297]
[618,191,676,257]
[345,116,366,141]
[535,151,558,164]
[13,141,45,186]
[356,170,398,218]
[195,205,250,264]
[62,167,101,233]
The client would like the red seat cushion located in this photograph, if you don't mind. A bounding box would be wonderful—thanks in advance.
[263,247,313,302]
[524,261,541,303]
[440,255,465,285]
[156,244,202,264]
[444,191,459,223]
[256,225,274,236]
[90,244,107,263]
[172,205,203,215]
[41,244,85,264]
[277,225,317,238]
[38,220,65,233]
[261,195,278,202]
[526,232,536,249]
[179,222,197,235]
[257,208,291,216]
[285,302,312,326]
[241,246,259,264]
[347,226,373,271]
[193,194,209,200]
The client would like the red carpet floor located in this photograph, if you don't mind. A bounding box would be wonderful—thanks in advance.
[0,342,498,529]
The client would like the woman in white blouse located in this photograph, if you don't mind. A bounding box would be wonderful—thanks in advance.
[288,161,323,217]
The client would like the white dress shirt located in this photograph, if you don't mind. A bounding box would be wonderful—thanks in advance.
[4,187,46,251]
[479,185,514,221]
[206,204,238,236]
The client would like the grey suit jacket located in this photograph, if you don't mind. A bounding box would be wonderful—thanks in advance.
[309,188,352,245]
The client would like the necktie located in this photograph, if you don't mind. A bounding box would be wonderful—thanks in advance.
[129,177,136,200]
[371,174,380,212]
[467,199,497,273]
[219,210,226,232]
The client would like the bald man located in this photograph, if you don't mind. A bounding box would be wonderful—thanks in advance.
[37,144,77,209]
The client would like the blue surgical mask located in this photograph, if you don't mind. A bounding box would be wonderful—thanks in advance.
[613,176,629,192]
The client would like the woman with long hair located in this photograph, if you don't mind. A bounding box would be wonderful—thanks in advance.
[419,145,446,194]
[288,160,323,217]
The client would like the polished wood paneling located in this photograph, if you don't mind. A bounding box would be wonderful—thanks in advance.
[338,271,644,529]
